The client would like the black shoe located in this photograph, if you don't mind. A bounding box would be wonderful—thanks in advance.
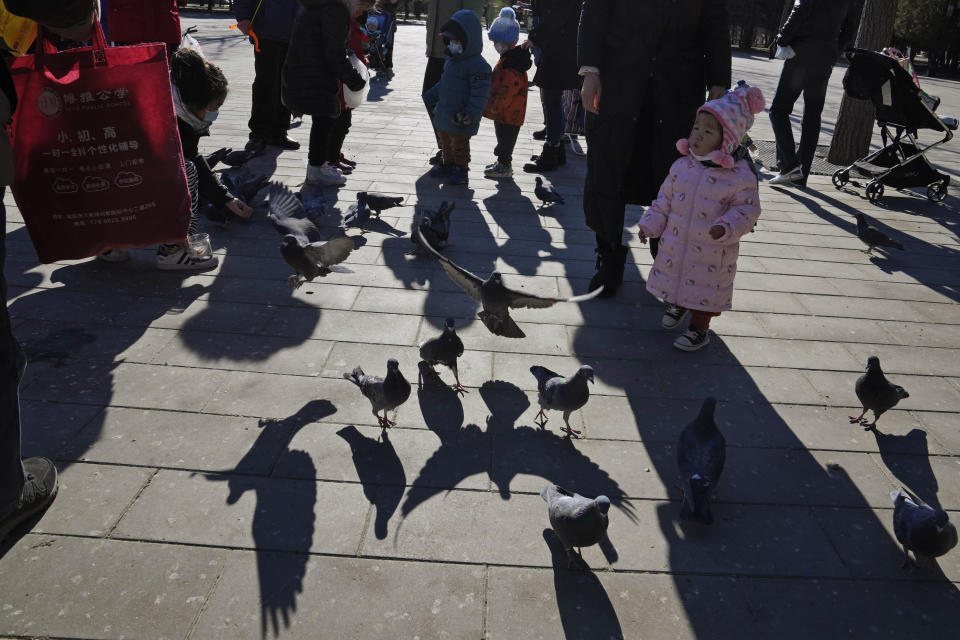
[429,150,443,165]
[523,143,559,173]
[267,135,301,151]
[0,457,58,542]
[588,244,628,298]
[557,140,567,166]
[532,127,546,141]
[244,137,267,153]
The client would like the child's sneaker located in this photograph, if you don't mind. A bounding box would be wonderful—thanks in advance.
[97,249,130,263]
[447,165,469,185]
[156,245,218,271]
[661,304,689,329]
[306,164,346,187]
[484,161,513,179]
[429,163,453,178]
[673,326,710,351]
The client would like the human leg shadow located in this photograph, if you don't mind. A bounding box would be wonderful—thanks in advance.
[336,426,405,539]
[480,181,550,276]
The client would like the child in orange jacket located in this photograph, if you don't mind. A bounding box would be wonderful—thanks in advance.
[483,8,531,180]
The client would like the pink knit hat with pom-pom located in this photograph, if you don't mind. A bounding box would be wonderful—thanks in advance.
[677,85,765,169]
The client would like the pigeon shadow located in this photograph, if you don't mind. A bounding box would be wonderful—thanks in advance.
[336,426,405,540]
[542,529,624,640]
[872,427,943,510]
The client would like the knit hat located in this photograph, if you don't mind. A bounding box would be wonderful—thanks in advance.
[487,7,520,45]
[677,85,765,169]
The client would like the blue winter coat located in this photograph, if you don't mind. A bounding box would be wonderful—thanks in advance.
[422,9,491,136]
[234,0,300,43]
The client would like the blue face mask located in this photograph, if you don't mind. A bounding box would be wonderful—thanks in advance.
[446,41,463,56]
[202,110,219,123]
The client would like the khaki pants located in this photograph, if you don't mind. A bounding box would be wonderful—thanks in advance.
[438,130,471,168]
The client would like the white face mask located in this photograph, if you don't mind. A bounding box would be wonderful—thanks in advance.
[494,42,511,55]
[446,41,463,56]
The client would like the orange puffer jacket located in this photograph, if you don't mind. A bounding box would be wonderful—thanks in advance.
[483,45,532,126]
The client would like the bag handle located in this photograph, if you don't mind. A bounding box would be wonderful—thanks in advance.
[34,18,110,71]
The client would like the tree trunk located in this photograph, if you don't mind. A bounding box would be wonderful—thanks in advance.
[827,0,900,165]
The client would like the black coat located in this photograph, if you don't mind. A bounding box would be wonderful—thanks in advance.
[579,0,730,209]
[282,0,366,118]
[529,0,582,90]
[177,119,232,208]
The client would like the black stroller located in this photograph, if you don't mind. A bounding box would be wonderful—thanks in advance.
[832,48,957,204]
[363,10,395,79]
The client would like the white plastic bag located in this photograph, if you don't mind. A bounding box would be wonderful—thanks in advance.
[180,33,204,58]
[775,45,795,60]
[342,53,370,109]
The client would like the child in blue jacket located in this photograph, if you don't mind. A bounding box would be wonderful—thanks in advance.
[422,9,491,186]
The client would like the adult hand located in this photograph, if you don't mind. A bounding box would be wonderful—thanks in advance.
[707,85,726,101]
[709,224,725,239]
[237,19,251,36]
[582,73,602,114]
[226,199,253,219]
[520,39,533,50]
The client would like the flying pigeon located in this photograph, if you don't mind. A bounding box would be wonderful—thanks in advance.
[677,397,726,525]
[204,147,232,170]
[416,228,603,338]
[892,488,957,570]
[222,171,270,203]
[343,358,412,430]
[411,201,455,252]
[266,182,356,287]
[419,318,467,394]
[362,192,404,217]
[530,365,593,437]
[541,484,610,567]
[221,147,261,168]
[534,176,564,207]
[849,356,909,430]
[855,213,904,254]
[341,191,371,232]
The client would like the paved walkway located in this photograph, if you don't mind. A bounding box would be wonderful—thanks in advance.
[2,16,960,639]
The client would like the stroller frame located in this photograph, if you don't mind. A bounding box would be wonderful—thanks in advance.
[832,48,956,205]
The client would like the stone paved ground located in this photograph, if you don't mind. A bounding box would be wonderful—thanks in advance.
[2,14,960,640]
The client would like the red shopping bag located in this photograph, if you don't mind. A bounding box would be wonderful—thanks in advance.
[8,22,191,263]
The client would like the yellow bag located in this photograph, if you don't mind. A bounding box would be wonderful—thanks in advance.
[0,0,37,56]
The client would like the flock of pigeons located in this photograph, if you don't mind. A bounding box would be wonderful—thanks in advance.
[205,154,952,571]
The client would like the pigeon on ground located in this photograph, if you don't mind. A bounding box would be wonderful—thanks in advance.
[343,358,412,430]
[534,177,564,207]
[855,213,904,254]
[677,397,726,525]
[849,356,909,430]
[341,191,371,232]
[530,365,593,437]
[221,147,261,168]
[222,172,270,203]
[204,147,232,170]
[362,192,404,217]
[416,228,603,338]
[267,182,356,288]
[419,318,466,394]
[411,201,455,252]
[892,488,958,569]
[541,484,610,567]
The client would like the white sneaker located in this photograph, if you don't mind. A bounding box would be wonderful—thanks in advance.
[484,161,513,179]
[306,164,347,187]
[769,166,804,187]
[156,246,218,271]
[97,249,130,263]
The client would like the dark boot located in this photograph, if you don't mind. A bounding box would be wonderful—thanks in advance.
[588,242,628,299]
[557,140,567,166]
[523,143,559,173]
[532,127,546,140]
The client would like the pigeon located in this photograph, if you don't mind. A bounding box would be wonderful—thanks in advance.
[855,213,904,254]
[340,191,371,232]
[419,317,466,394]
[411,201,455,252]
[891,488,957,570]
[530,365,593,437]
[221,147,261,168]
[222,172,270,203]
[416,228,603,338]
[534,177,564,207]
[204,147,232,170]
[266,182,356,287]
[676,397,726,525]
[540,484,610,567]
[343,358,412,430]
[362,191,404,217]
[849,356,909,430]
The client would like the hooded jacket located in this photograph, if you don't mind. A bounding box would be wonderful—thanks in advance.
[234,0,301,43]
[425,0,485,59]
[282,0,366,118]
[483,45,531,126]
[422,9,491,136]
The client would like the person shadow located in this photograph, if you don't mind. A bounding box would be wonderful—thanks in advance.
[336,425,405,539]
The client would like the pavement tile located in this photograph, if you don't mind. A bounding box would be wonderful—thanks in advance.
[154,333,334,376]
[15,322,178,367]
[869,452,960,511]
[192,552,485,640]
[804,369,960,413]
[19,400,103,458]
[0,536,225,640]
[842,342,960,377]
[264,307,422,345]
[113,470,368,555]
[756,312,900,346]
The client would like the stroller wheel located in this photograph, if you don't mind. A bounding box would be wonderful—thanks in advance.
[866,180,884,204]
[832,169,850,189]
[927,181,948,203]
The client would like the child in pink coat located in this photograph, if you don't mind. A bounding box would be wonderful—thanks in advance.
[637,85,765,352]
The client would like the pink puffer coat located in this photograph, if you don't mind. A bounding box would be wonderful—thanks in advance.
[638,155,761,313]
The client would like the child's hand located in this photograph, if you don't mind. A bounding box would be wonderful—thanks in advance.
[451,112,471,125]
[226,198,253,219]
[709,224,725,240]
[520,40,533,50]
[637,230,648,244]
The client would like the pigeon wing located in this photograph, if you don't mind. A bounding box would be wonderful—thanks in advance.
[417,227,485,301]
[303,236,355,267]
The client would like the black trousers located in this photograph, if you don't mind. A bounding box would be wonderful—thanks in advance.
[422,56,445,149]
[493,122,520,164]
[249,38,291,140]
[326,109,352,164]
[308,115,337,166]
